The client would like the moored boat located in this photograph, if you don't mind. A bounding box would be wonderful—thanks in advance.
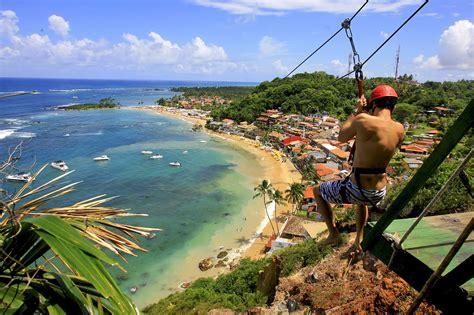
[93,155,110,161]
[50,161,69,172]
[6,172,33,183]
[169,162,181,167]
[150,154,163,159]
[141,150,153,154]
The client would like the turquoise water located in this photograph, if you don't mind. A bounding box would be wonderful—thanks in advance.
[0,78,262,306]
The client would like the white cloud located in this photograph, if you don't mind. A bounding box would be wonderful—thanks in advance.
[193,0,422,15]
[48,15,70,37]
[380,31,389,39]
[273,59,289,74]
[259,36,285,56]
[0,10,234,76]
[414,20,474,70]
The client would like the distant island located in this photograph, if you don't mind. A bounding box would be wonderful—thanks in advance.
[59,97,120,110]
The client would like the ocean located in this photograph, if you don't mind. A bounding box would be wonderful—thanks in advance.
[0,78,263,306]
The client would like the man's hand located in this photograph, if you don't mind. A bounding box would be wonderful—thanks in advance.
[355,96,367,115]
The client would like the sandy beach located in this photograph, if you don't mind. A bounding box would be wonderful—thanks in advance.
[133,106,302,260]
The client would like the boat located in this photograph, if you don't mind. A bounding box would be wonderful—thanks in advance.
[6,172,33,183]
[169,162,181,167]
[72,96,79,99]
[150,154,163,159]
[145,233,156,239]
[182,150,188,154]
[199,140,207,143]
[50,161,69,172]
[129,286,138,294]
[93,155,110,161]
[141,150,153,154]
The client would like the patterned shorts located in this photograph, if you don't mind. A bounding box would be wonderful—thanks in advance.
[319,178,386,205]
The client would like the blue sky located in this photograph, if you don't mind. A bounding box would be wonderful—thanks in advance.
[1,0,473,82]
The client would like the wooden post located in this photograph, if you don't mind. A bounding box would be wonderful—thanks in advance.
[407,218,473,314]
[362,100,474,251]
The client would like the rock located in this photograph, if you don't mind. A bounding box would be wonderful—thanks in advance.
[198,258,214,271]
[179,282,191,289]
[217,251,228,259]
[215,260,227,268]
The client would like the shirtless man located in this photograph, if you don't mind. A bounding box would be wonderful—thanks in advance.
[313,84,405,252]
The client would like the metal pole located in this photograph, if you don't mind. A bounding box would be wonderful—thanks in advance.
[407,218,473,314]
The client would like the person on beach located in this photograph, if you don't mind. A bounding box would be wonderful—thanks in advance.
[313,85,405,253]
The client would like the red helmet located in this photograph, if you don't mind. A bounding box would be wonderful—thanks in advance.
[369,85,398,105]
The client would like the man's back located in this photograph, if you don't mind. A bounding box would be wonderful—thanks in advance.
[351,112,404,189]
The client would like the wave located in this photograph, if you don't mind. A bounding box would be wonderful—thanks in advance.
[1,118,30,126]
[71,131,104,136]
[0,129,16,140]
[0,129,36,140]
[49,87,146,93]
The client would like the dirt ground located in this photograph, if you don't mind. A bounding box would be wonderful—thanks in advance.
[266,239,440,314]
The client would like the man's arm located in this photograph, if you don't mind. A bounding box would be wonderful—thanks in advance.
[338,97,366,143]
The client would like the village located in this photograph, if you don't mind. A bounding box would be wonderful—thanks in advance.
[148,96,451,254]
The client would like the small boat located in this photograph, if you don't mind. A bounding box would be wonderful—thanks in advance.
[141,150,153,155]
[72,96,79,99]
[145,233,156,239]
[64,133,70,137]
[150,154,163,159]
[182,150,188,154]
[129,286,138,294]
[169,162,181,167]
[199,140,207,143]
[50,161,69,172]
[93,155,110,161]
[6,172,33,183]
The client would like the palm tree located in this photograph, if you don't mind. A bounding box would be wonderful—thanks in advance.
[0,165,159,314]
[269,189,286,235]
[253,179,276,236]
[285,182,305,214]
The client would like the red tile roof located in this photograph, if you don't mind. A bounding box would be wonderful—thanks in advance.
[330,148,350,159]
[304,186,315,199]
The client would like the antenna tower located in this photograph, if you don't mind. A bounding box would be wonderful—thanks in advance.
[395,45,400,81]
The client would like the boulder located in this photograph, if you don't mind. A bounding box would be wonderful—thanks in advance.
[217,251,228,259]
[198,258,214,271]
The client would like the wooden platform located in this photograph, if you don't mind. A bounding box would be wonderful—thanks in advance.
[366,212,473,313]
[381,212,473,292]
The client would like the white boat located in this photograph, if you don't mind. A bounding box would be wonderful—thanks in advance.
[72,96,79,99]
[199,140,207,143]
[93,155,110,161]
[150,154,163,159]
[6,172,33,183]
[182,150,188,154]
[141,150,153,154]
[169,162,181,167]
[50,161,69,172]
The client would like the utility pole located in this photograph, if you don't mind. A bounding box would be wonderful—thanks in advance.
[394,45,400,81]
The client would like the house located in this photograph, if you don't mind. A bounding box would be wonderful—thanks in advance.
[314,164,340,181]
[401,143,429,155]
[403,157,424,169]
[301,186,315,210]
[329,148,350,163]
[269,216,326,253]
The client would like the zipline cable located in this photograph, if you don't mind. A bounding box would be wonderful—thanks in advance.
[284,0,369,78]
[361,0,429,67]
[305,0,429,96]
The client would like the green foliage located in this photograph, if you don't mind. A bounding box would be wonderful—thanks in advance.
[143,241,332,314]
[274,240,332,277]
[62,97,119,110]
[209,71,473,123]
[171,86,255,101]
[384,156,473,217]
[143,259,269,314]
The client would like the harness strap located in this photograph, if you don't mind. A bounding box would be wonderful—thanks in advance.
[354,168,381,210]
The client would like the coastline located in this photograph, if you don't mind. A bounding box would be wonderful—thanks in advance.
[130,106,301,260]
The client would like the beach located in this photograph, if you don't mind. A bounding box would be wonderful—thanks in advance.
[133,106,302,260]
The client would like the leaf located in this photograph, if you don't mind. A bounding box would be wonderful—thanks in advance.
[47,272,91,315]
[26,216,117,266]
[35,230,135,314]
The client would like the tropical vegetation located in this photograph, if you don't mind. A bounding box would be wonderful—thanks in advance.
[253,180,276,236]
[0,165,158,314]
[61,97,120,110]
[143,240,332,314]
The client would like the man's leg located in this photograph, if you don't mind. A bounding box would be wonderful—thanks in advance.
[354,204,368,251]
[313,185,342,245]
